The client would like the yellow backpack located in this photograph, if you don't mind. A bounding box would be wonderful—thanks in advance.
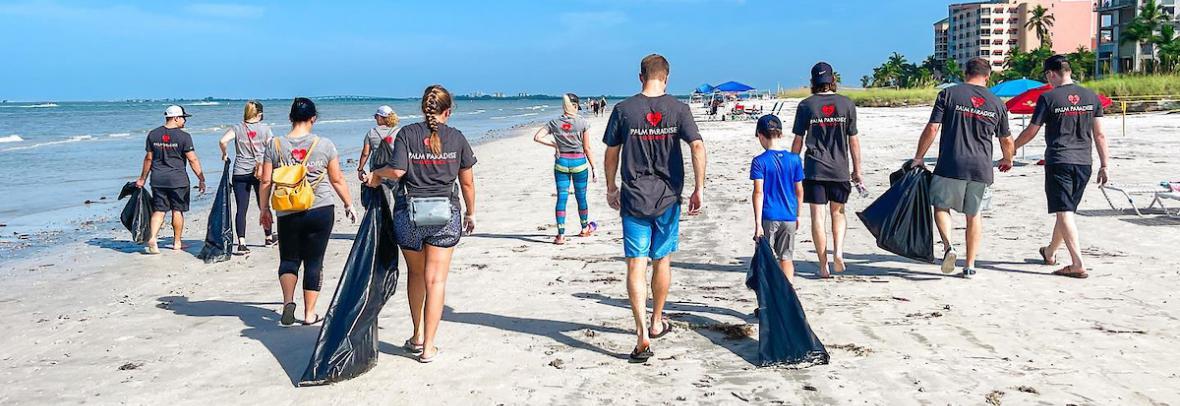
[270,137,321,212]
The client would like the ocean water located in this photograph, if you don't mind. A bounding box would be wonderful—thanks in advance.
[0,98,581,238]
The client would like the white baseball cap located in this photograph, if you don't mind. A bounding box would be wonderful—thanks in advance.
[164,105,192,118]
[375,105,394,117]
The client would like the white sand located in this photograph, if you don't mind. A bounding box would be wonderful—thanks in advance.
[2,101,1178,405]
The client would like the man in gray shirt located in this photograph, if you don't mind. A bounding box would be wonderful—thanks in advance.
[135,105,206,254]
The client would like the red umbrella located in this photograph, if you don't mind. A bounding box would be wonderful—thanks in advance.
[1006,84,1113,115]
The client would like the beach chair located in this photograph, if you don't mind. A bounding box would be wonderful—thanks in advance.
[1099,182,1175,216]
[1152,191,1180,218]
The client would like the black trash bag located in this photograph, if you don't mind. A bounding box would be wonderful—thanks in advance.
[744,238,829,367]
[197,160,235,264]
[856,165,935,263]
[300,186,400,386]
[118,182,153,244]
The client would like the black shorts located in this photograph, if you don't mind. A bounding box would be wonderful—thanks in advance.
[1045,163,1092,213]
[802,180,851,205]
[150,186,190,212]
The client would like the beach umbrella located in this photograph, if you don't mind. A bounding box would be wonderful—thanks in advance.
[715,81,755,92]
[1006,84,1113,115]
[990,78,1045,98]
[694,83,715,94]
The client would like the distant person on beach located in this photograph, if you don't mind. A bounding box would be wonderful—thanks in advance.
[604,54,707,363]
[135,105,206,255]
[533,93,597,244]
[218,100,276,254]
[1013,55,1110,279]
[750,114,805,283]
[910,57,1015,278]
[259,98,356,327]
[367,85,477,363]
[790,62,862,278]
[356,105,400,183]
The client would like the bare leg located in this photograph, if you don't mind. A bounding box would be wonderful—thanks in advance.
[1046,217,1066,257]
[420,244,455,358]
[648,256,672,336]
[934,208,954,249]
[1054,212,1086,272]
[809,204,830,277]
[626,257,651,349]
[303,289,320,321]
[171,211,184,250]
[403,249,427,346]
[280,274,297,304]
[830,203,847,273]
[780,259,795,285]
[147,211,166,249]
[965,214,982,269]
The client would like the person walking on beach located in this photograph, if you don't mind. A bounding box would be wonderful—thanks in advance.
[135,105,206,254]
[910,58,1015,278]
[366,85,477,363]
[356,105,400,184]
[218,100,276,254]
[1012,55,1110,279]
[751,115,805,284]
[533,93,597,244]
[604,54,707,363]
[259,98,356,327]
[790,62,862,278]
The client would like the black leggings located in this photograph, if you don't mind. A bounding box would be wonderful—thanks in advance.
[232,174,272,239]
[277,206,334,291]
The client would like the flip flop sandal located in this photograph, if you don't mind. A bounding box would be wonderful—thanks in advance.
[628,346,654,363]
[280,303,297,327]
[1052,266,1089,279]
[143,245,161,255]
[1039,247,1057,266]
[302,314,323,326]
[418,348,440,364]
[404,339,425,354]
[554,236,566,245]
[649,319,673,339]
[578,222,598,237]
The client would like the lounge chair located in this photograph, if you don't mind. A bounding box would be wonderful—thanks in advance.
[1153,191,1180,218]
[1100,182,1177,216]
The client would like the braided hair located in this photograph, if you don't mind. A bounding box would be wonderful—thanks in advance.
[421,85,453,155]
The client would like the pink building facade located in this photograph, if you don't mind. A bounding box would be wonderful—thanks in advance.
[944,0,1096,72]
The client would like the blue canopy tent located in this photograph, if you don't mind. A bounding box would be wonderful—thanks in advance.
[990,78,1045,97]
[715,81,755,92]
[694,83,715,94]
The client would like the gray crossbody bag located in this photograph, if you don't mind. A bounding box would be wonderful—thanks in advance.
[405,183,457,227]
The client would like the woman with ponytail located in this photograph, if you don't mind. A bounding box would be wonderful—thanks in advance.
[218,100,276,253]
[533,93,596,244]
[367,85,477,363]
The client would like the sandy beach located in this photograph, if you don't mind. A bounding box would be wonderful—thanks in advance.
[2,100,1178,405]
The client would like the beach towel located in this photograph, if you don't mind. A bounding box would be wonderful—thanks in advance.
[300,186,400,386]
[745,238,830,367]
[857,164,935,263]
[118,182,153,244]
[196,160,234,264]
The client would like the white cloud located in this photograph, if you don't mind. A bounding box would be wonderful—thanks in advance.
[183,3,265,19]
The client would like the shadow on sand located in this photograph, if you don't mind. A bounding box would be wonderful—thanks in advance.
[442,305,629,359]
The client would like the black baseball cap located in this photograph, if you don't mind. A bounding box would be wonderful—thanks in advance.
[811,62,835,85]
[1043,54,1070,73]
[756,114,782,136]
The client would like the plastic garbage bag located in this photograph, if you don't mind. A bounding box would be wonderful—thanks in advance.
[745,238,829,367]
[300,186,400,386]
[856,164,935,263]
[118,182,153,244]
[197,160,235,264]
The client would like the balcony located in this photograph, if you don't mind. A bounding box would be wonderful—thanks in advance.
[1096,0,1136,12]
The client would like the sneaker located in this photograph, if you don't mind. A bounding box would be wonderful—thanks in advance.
[940,248,958,274]
[264,235,278,247]
[960,267,977,279]
[235,244,250,255]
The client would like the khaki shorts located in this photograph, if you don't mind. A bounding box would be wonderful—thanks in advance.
[929,175,992,216]
[762,220,797,261]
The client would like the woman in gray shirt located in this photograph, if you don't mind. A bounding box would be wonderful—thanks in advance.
[219,100,275,253]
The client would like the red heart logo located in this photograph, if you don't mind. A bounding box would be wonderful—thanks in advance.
[291,148,307,161]
[247,130,257,139]
[1068,94,1080,105]
[384,136,393,144]
[821,105,836,117]
[645,112,662,126]
[161,134,171,143]
[561,122,572,131]
[971,96,985,108]
[424,138,432,146]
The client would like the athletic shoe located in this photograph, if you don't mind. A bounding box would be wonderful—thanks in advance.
[940,248,958,274]
[960,267,976,279]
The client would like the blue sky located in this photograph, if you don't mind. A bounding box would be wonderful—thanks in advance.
[0,0,948,101]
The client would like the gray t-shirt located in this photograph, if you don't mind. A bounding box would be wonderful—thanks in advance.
[389,122,477,209]
[264,134,340,216]
[145,126,195,188]
[929,84,1011,184]
[546,114,590,154]
[1030,84,1104,166]
[364,126,398,170]
[231,122,274,176]
[791,93,858,182]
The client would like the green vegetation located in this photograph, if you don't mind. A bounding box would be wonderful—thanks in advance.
[1119,0,1180,73]
[1084,74,1180,98]
[775,87,940,107]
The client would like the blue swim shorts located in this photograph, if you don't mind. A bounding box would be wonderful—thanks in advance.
[621,204,681,259]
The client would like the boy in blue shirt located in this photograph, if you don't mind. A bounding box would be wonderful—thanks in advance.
[751,114,806,283]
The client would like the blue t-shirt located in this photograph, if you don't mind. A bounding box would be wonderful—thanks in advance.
[750,149,805,222]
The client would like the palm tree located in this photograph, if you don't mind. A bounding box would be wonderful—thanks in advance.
[1121,0,1171,72]
[883,52,908,88]
[1067,46,1097,80]
[943,59,962,82]
[1155,24,1180,72]
[860,75,872,88]
[1024,5,1056,49]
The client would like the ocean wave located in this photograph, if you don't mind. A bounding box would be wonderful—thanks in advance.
[490,112,540,120]
[516,105,550,111]
[0,135,23,143]
[0,134,94,152]
[186,101,221,106]
[20,103,59,108]
[107,132,132,138]
[464,110,486,115]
